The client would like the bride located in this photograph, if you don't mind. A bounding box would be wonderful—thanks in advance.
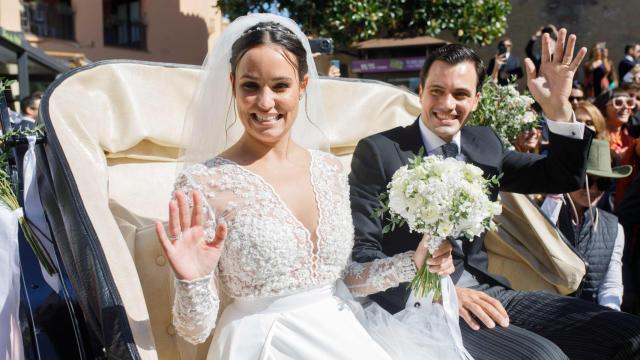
[155,13,459,359]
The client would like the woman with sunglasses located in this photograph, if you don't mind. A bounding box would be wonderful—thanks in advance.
[595,89,636,163]
[541,140,632,310]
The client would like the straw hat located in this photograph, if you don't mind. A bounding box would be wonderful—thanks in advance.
[586,139,632,178]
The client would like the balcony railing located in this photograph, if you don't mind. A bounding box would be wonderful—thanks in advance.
[21,1,75,41]
[104,19,146,50]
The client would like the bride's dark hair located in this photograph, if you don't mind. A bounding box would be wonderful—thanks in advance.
[230,21,309,81]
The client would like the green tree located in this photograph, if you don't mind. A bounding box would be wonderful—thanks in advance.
[217,0,511,46]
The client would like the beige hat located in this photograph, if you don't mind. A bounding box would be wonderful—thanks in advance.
[586,139,632,178]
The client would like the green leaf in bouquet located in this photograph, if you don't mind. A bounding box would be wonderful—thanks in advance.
[489,173,503,188]
[406,147,425,170]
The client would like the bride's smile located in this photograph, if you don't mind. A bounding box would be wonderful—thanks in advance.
[232,44,308,144]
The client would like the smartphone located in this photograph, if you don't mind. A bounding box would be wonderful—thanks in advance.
[497,42,507,56]
[329,59,340,68]
[309,38,334,54]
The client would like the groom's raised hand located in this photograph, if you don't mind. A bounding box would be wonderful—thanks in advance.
[524,28,587,122]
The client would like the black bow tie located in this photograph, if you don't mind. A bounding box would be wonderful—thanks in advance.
[440,143,459,159]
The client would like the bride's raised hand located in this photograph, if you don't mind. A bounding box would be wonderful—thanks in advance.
[155,191,227,281]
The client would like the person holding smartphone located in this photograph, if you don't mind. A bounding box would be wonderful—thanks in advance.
[487,37,524,85]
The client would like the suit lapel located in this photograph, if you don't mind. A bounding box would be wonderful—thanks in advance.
[460,127,481,164]
[460,127,499,177]
[395,118,425,165]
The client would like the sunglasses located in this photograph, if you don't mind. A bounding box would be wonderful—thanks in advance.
[569,96,584,102]
[608,97,635,109]
[586,175,612,191]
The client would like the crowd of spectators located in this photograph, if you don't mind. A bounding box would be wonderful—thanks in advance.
[488,25,640,314]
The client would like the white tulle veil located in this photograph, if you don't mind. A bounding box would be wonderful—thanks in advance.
[177,13,328,172]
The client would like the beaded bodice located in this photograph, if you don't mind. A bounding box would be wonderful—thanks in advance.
[171,150,416,344]
[176,150,354,297]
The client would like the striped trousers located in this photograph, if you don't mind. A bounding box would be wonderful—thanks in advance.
[460,285,640,360]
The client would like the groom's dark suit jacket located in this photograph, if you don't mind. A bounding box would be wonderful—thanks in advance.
[349,119,593,314]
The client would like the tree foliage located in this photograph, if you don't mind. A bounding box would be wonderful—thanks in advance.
[217,0,512,46]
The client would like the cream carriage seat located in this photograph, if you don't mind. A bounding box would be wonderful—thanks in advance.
[42,60,583,359]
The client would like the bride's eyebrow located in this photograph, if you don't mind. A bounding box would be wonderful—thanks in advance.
[239,74,293,81]
[271,76,293,82]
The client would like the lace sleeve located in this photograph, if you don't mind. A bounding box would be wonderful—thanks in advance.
[343,251,417,297]
[170,166,221,344]
[173,166,218,240]
[173,274,219,344]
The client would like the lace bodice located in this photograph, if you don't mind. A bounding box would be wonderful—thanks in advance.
[172,150,417,344]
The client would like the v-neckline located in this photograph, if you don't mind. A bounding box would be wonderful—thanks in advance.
[216,150,322,253]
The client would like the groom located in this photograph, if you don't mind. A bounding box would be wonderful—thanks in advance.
[350,30,640,359]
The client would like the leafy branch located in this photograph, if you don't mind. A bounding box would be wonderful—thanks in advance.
[217,0,512,46]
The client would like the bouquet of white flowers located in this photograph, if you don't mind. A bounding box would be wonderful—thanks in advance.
[374,150,501,300]
[469,78,537,149]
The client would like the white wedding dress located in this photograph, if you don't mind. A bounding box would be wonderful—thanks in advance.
[172,150,469,359]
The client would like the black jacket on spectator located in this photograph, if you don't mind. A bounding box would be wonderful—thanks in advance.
[487,55,524,86]
[618,173,640,313]
[628,111,640,138]
[349,119,593,313]
[619,56,637,82]
[526,38,542,71]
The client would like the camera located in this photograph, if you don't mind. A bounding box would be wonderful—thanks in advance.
[309,38,334,54]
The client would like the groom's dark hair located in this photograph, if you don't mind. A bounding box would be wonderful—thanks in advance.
[419,44,485,93]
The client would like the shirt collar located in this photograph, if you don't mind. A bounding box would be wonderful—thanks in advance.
[625,54,635,62]
[418,116,462,155]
